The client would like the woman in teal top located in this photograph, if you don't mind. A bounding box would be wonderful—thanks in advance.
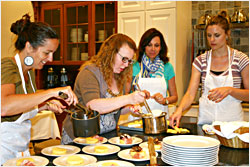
[131,28,178,118]
[133,61,175,90]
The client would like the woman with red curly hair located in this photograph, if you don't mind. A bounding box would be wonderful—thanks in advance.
[62,34,149,144]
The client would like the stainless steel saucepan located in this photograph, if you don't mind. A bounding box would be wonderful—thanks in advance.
[142,112,168,134]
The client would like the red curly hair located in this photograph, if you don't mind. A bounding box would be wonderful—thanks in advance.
[80,33,137,93]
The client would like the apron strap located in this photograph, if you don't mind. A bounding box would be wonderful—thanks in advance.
[14,54,35,94]
[207,45,231,73]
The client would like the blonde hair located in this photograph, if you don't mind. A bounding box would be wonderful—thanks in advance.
[80,33,137,92]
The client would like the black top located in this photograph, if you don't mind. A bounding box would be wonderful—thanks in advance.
[211,70,224,75]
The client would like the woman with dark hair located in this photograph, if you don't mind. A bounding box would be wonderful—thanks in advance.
[131,28,178,118]
[61,33,149,144]
[170,11,249,127]
[1,14,78,164]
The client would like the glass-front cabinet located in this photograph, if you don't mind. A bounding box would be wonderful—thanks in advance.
[42,5,63,64]
[37,1,117,66]
[64,2,90,64]
[94,2,116,55]
[32,1,117,89]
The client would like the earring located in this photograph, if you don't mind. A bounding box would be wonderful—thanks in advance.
[24,56,34,66]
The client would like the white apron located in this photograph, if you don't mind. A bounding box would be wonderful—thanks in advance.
[1,54,38,165]
[198,46,243,124]
[128,70,168,122]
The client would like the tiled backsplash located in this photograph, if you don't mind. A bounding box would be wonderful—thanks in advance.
[192,1,249,58]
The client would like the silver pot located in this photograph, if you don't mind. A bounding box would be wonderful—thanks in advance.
[198,14,212,25]
[219,10,231,23]
[142,112,168,134]
[231,9,247,23]
[71,110,100,137]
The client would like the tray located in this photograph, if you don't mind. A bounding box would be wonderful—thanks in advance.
[119,119,143,132]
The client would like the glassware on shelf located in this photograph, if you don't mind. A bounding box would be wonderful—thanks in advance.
[47,67,58,88]
[60,67,68,87]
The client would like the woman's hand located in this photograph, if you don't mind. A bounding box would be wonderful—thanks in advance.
[129,104,142,115]
[54,86,78,106]
[169,108,182,128]
[208,87,232,103]
[151,93,165,105]
[142,90,151,99]
[129,91,147,104]
[46,99,66,114]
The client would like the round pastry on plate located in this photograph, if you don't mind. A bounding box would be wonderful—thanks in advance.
[119,134,132,144]
[66,155,84,165]
[73,135,107,145]
[52,147,67,155]
[108,136,143,147]
[41,145,80,157]
[82,144,120,156]
[3,156,49,166]
[94,146,109,153]
[16,158,35,166]
[53,154,97,166]
[91,160,135,166]
[129,146,146,159]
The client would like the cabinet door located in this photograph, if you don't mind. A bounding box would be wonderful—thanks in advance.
[118,11,145,46]
[41,5,63,65]
[146,8,176,70]
[118,1,145,13]
[93,2,117,56]
[64,2,91,65]
[145,1,176,10]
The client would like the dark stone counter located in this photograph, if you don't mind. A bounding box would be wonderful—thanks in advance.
[40,123,249,166]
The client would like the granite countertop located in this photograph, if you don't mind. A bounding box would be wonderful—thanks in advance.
[37,123,249,166]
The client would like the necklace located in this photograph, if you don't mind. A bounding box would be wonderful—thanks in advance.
[107,88,121,97]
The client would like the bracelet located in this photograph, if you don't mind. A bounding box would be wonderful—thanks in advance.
[165,98,169,105]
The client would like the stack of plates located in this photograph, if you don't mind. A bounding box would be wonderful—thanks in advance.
[71,47,78,61]
[71,28,83,42]
[161,135,220,166]
[98,30,107,41]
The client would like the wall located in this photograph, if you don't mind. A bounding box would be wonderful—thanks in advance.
[176,2,192,104]
[1,1,34,58]
[192,1,249,59]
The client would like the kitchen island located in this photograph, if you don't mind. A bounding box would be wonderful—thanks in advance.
[38,123,249,166]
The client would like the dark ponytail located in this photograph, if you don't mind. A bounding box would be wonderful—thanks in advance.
[10,13,58,51]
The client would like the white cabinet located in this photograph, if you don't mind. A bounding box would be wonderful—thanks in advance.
[145,1,176,10]
[118,1,145,12]
[146,8,176,70]
[118,11,145,46]
[118,1,192,104]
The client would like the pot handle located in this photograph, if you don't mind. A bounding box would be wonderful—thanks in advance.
[59,91,88,114]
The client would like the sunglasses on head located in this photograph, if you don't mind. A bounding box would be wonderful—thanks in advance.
[118,52,134,65]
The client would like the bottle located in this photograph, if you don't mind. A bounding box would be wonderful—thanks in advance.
[47,67,55,88]
[60,67,68,87]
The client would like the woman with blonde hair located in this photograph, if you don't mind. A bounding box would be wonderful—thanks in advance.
[62,34,149,144]
[170,11,249,127]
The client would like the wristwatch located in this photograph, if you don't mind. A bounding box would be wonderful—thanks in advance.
[165,98,169,105]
